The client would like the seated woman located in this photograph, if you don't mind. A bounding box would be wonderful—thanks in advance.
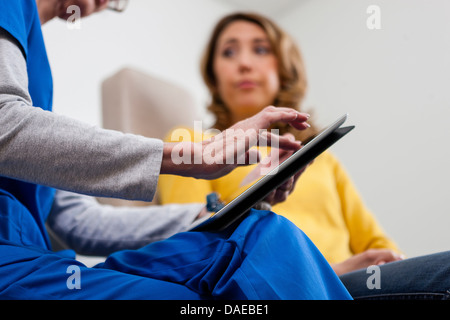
[159,13,450,300]
[158,12,403,275]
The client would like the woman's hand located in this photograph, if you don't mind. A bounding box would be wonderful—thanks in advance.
[262,165,305,206]
[331,249,405,275]
[240,133,307,207]
[161,106,310,180]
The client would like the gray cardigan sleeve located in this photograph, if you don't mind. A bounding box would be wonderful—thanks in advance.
[0,29,205,255]
[0,29,162,201]
[47,190,203,256]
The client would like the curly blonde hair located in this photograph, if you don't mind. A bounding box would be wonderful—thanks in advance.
[201,12,318,141]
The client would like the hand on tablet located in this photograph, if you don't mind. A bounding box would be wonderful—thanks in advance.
[263,167,304,206]
[262,134,307,206]
[161,106,310,180]
[241,133,308,207]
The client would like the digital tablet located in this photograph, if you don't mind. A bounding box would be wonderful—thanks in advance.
[189,113,355,232]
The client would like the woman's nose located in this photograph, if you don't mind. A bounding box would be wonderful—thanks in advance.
[237,52,253,73]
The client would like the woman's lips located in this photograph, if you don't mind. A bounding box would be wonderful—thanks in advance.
[237,81,258,89]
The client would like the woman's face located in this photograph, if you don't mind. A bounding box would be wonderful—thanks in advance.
[57,0,109,19]
[213,20,280,124]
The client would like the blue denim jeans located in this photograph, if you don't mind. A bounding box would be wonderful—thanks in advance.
[339,251,450,300]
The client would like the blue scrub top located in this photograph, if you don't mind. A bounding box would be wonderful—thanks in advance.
[0,0,56,250]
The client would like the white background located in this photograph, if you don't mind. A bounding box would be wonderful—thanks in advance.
[43,0,450,259]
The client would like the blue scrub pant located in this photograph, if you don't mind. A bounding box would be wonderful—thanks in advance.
[0,210,351,300]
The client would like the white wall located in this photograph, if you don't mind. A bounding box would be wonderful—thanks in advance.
[280,0,450,258]
[43,0,236,126]
[43,0,450,259]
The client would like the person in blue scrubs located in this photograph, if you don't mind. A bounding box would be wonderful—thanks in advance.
[0,0,352,300]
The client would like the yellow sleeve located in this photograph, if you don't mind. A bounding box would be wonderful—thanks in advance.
[158,127,213,205]
[158,174,212,204]
[332,154,402,255]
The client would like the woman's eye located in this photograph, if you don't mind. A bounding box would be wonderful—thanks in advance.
[254,46,271,55]
[222,48,236,58]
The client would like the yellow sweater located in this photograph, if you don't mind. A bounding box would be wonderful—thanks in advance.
[158,128,400,263]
